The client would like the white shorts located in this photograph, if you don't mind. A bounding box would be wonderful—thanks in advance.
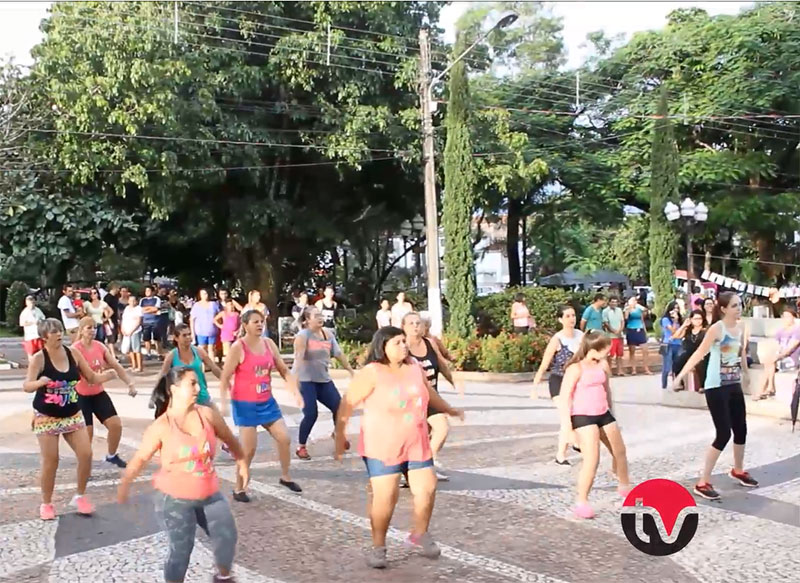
[121,332,142,354]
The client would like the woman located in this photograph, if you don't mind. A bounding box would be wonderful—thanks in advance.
[376,299,392,329]
[419,315,454,363]
[334,327,464,569]
[121,294,144,373]
[214,298,241,358]
[532,305,584,464]
[672,310,709,393]
[190,289,220,361]
[703,297,717,328]
[291,292,310,328]
[753,306,800,400]
[118,367,248,583]
[19,295,46,359]
[84,288,114,344]
[314,285,338,331]
[293,306,355,460]
[403,312,463,481]
[560,332,631,519]
[624,296,652,375]
[510,294,535,334]
[23,318,117,520]
[660,302,684,390]
[242,289,269,337]
[159,324,221,409]
[674,292,759,501]
[220,310,304,500]
[73,317,137,468]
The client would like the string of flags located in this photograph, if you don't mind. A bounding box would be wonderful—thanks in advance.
[701,270,800,299]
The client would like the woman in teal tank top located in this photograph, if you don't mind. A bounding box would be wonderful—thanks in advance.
[674,292,758,501]
[158,324,222,407]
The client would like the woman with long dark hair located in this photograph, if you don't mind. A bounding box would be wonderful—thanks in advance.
[158,323,221,409]
[660,301,684,389]
[674,292,758,500]
[334,327,464,569]
[672,310,709,393]
[118,367,247,583]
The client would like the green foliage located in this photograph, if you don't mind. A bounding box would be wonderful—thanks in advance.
[476,331,549,373]
[474,286,591,334]
[442,334,482,371]
[565,215,650,282]
[331,339,368,369]
[648,89,679,317]
[5,281,29,329]
[442,30,477,337]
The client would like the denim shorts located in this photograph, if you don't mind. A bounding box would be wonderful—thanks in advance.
[362,457,434,478]
[196,334,217,346]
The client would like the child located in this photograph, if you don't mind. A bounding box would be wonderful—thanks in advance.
[560,331,631,518]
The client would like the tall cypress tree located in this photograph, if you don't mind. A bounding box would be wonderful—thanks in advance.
[442,30,477,337]
[649,88,679,318]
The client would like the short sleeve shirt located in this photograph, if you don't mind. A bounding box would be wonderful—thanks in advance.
[58,295,80,330]
[602,307,624,338]
[581,305,604,332]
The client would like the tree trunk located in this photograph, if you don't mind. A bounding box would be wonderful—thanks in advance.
[507,197,522,287]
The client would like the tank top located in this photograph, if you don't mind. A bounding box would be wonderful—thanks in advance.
[705,322,743,389]
[409,338,439,392]
[626,307,645,330]
[319,300,336,329]
[153,409,218,500]
[550,330,583,377]
[358,362,432,465]
[231,339,275,402]
[74,340,107,396]
[172,347,210,404]
[34,347,81,418]
[85,301,107,325]
[570,362,609,416]
[220,312,240,342]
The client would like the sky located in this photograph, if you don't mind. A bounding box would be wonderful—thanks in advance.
[1,1,753,68]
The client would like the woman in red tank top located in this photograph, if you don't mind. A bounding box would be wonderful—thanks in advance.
[334,326,464,570]
[118,366,248,583]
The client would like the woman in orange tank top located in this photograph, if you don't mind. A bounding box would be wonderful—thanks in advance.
[118,367,248,583]
[334,327,464,570]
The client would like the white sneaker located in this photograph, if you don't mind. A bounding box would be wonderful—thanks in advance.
[434,463,449,482]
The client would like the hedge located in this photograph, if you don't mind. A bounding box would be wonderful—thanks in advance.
[5,281,29,332]
[474,286,594,335]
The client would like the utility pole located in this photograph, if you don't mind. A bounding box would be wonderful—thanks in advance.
[419,27,444,336]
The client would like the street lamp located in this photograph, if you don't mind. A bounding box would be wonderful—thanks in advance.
[665,198,708,291]
[419,10,518,335]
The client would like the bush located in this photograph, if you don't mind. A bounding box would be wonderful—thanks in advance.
[442,334,482,371]
[476,331,549,373]
[475,287,592,335]
[332,339,369,369]
[5,281,30,331]
[336,312,375,344]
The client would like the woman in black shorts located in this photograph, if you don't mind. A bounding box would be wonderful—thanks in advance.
[532,305,584,464]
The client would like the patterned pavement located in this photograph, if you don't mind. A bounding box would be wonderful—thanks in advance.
[0,374,798,583]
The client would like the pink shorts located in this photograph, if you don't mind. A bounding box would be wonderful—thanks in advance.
[609,338,624,358]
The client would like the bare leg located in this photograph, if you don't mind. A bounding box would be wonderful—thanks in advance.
[553,395,570,461]
[574,425,600,505]
[37,434,60,504]
[236,427,257,492]
[407,466,437,536]
[732,443,745,473]
[641,344,652,375]
[63,428,92,495]
[266,419,292,482]
[368,474,400,547]
[103,415,122,456]
[599,423,629,488]
[628,346,636,375]
[700,446,724,484]
[427,414,449,461]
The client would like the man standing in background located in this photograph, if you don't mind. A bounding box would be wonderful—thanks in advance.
[603,296,625,376]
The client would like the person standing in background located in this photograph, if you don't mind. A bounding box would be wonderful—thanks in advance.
[376,299,392,329]
[602,296,625,376]
[58,284,82,343]
[315,285,338,332]
[103,284,121,358]
[19,295,46,360]
[580,294,607,333]
[510,294,535,334]
[139,286,162,360]
[390,292,413,327]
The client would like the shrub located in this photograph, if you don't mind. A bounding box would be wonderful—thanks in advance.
[336,311,375,343]
[442,334,482,371]
[5,281,30,331]
[475,287,591,335]
[476,331,549,373]
[333,339,369,369]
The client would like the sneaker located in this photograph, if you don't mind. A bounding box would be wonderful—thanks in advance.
[694,482,721,500]
[105,454,127,468]
[279,479,302,493]
[365,546,388,569]
[618,485,632,498]
[39,503,56,521]
[572,445,582,454]
[554,458,570,466]
[212,576,237,583]
[221,443,232,457]
[405,532,441,559]
[435,469,450,482]
[72,495,94,515]
[296,445,311,460]
[232,490,250,503]
[729,469,759,488]
[573,503,595,519]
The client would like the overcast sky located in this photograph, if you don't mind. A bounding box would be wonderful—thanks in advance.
[1,1,753,68]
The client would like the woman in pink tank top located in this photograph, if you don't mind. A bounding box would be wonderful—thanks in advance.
[334,327,464,570]
[118,366,247,583]
[220,310,304,502]
[72,317,137,468]
[560,332,630,519]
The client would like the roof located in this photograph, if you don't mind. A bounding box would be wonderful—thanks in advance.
[538,268,630,287]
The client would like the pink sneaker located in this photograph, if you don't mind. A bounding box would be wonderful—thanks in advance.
[618,485,632,498]
[73,495,94,516]
[573,503,595,519]
[39,503,56,521]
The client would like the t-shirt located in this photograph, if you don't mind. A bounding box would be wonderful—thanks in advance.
[661,317,682,345]
[19,306,45,341]
[157,294,170,324]
[602,307,624,338]
[139,296,161,324]
[104,293,120,324]
[390,303,412,327]
[776,325,800,368]
[190,301,220,337]
[122,306,143,335]
[84,301,109,325]
[293,328,342,383]
[581,305,604,332]
[58,295,80,330]
[376,309,391,328]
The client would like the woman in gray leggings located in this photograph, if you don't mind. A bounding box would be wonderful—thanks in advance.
[118,366,249,582]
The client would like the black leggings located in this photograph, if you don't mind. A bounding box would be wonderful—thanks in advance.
[705,383,747,451]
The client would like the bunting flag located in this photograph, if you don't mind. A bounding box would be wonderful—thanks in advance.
[699,272,800,299]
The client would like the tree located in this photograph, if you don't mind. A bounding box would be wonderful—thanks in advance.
[442,30,477,336]
[649,88,679,316]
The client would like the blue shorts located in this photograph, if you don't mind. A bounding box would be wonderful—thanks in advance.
[362,457,434,478]
[231,397,282,427]
[196,334,217,346]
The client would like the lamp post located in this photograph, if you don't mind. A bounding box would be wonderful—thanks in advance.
[419,10,518,336]
[664,198,708,292]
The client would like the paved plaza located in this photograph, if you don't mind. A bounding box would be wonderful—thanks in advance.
[0,371,797,583]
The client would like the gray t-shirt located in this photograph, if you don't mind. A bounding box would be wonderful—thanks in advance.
[293,328,342,383]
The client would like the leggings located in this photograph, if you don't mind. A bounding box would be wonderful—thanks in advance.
[156,491,237,582]
[704,383,747,451]
[298,380,342,445]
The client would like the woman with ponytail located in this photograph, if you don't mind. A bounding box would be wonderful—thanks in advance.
[560,332,631,519]
[119,367,247,583]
